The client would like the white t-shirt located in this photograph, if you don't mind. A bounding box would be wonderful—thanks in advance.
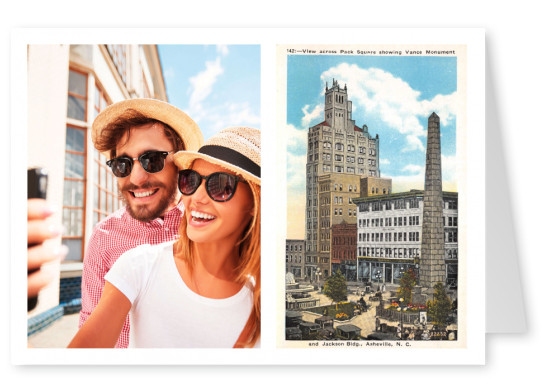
[105,241,253,348]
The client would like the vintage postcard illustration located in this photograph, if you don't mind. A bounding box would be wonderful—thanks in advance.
[278,42,476,351]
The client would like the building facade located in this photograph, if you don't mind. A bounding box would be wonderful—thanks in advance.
[360,176,392,197]
[286,239,305,278]
[304,79,380,281]
[331,221,357,281]
[353,190,458,286]
[27,44,167,321]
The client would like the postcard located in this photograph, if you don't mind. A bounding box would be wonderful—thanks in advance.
[274,31,485,364]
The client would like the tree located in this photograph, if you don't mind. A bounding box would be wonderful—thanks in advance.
[427,282,452,329]
[397,268,417,305]
[323,269,348,303]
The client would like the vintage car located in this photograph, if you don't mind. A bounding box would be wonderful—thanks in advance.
[315,315,335,339]
[285,326,302,340]
[335,324,362,340]
[285,310,303,328]
[298,321,322,340]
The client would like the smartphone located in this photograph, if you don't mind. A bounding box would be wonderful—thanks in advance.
[28,167,48,311]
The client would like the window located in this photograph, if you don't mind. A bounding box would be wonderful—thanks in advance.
[63,70,88,261]
[67,70,87,121]
[92,85,120,224]
[107,45,127,84]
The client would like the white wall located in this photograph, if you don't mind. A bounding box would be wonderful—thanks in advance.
[26,44,70,316]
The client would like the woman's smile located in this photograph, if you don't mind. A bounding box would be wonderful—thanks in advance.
[189,209,217,226]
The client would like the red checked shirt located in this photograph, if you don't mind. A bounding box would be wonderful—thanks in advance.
[78,202,184,348]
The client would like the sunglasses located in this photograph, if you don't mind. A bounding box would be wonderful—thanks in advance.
[106,151,172,178]
[178,169,242,202]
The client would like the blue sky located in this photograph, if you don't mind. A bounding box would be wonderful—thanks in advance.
[158,45,260,140]
[286,55,458,238]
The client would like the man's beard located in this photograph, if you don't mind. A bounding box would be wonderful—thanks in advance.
[118,180,178,222]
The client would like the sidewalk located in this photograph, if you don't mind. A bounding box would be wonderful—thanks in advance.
[28,313,79,348]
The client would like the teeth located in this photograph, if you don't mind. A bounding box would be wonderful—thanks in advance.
[191,210,215,220]
[133,190,155,198]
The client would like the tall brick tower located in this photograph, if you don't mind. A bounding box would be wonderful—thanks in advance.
[304,80,379,281]
[419,112,446,289]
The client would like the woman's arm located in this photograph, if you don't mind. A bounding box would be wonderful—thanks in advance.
[68,282,131,348]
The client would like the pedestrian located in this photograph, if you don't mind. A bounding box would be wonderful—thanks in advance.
[69,127,261,348]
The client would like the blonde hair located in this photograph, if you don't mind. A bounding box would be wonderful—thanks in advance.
[174,179,261,348]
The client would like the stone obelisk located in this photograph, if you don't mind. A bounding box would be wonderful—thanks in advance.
[419,112,446,290]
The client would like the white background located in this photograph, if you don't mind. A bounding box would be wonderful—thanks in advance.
[2,0,549,388]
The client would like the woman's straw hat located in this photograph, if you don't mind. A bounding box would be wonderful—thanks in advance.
[174,127,260,185]
[92,98,204,151]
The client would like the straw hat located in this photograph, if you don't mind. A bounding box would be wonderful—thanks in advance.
[173,127,260,185]
[92,98,204,151]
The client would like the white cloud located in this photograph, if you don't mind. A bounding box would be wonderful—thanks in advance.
[321,63,457,152]
[188,57,224,112]
[163,66,175,80]
[402,134,425,152]
[210,103,260,132]
[286,149,307,191]
[380,158,390,165]
[287,122,307,151]
[402,164,423,174]
[191,102,261,139]
[388,153,457,192]
[301,104,324,127]
[286,119,309,194]
[216,45,229,56]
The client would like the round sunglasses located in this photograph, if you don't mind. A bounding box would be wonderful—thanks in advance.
[178,169,243,202]
[106,151,172,178]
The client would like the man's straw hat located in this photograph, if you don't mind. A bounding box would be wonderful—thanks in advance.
[92,98,204,151]
[174,127,260,185]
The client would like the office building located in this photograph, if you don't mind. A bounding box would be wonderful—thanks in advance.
[305,79,380,280]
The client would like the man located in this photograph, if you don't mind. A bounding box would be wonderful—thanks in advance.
[79,99,203,348]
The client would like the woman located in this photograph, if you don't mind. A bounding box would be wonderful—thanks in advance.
[68,127,260,348]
